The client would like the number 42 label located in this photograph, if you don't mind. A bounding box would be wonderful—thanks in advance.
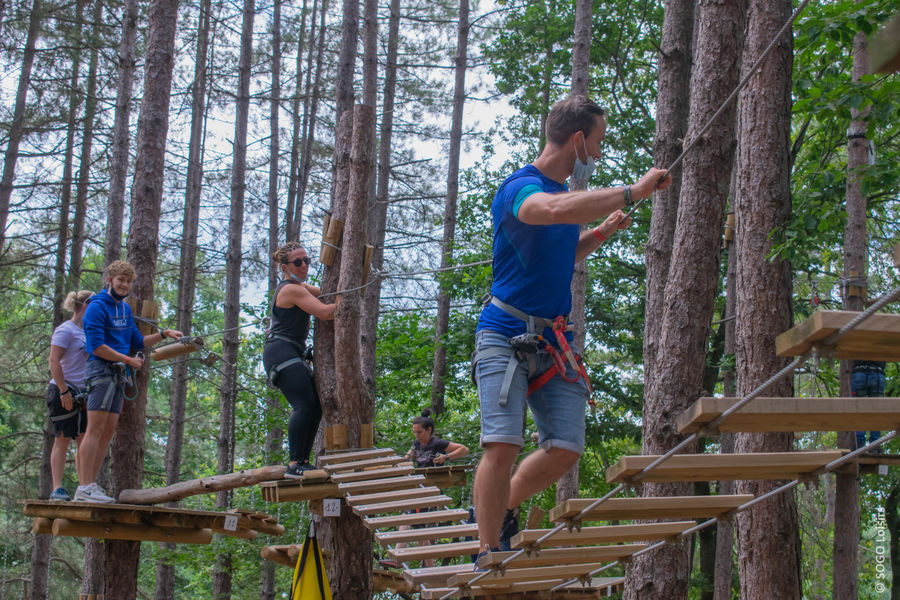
[323,498,341,517]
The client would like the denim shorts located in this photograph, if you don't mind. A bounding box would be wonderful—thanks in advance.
[474,330,587,454]
[85,360,126,415]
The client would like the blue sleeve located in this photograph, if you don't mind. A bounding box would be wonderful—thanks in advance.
[82,302,106,356]
[499,174,544,220]
[511,184,543,218]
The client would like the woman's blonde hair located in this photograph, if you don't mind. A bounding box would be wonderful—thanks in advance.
[62,290,94,313]
[272,241,304,264]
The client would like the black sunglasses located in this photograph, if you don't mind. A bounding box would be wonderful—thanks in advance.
[286,257,312,267]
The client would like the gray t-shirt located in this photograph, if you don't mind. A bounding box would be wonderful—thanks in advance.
[49,320,88,388]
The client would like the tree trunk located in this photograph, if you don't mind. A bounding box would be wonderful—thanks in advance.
[555,0,593,506]
[284,0,311,243]
[155,0,211,596]
[29,422,54,600]
[69,0,103,287]
[732,0,799,598]
[214,1,253,597]
[52,0,85,329]
[0,0,42,254]
[104,0,139,266]
[430,0,468,417]
[361,0,400,393]
[714,233,738,600]
[833,25,870,600]
[886,485,900,600]
[643,0,694,377]
[267,0,283,294]
[107,1,180,598]
[626,1,746,597]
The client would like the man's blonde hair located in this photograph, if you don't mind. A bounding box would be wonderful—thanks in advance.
[106,260,135,281]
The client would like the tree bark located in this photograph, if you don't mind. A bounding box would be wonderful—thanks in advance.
[0,0,42,255]
[361,0,401,393]
[155,1,211,596]
[643,0,694,377]
[69,0,103,288]
[732,0,799,598]
[626,1,746,597]
[107,1,180,598]
[833,25,870,600]
[104,0,139,266]
[214,0,253,597]
[430,0,468,417]
[284,0,311,243]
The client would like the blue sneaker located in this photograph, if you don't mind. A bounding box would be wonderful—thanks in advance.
[49,487,71,502]
[472,547,500,572]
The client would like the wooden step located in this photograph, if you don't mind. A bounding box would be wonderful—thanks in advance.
[775,309,900,361]
[322,455,404,473]
[606,451,843,484]
[511,521,696,549]
[352,495,453,517]
[448,562,607,587]
[402,563,475,587]
[337,475,425,494]
[476,544,647,569]
[549,495,753,524]
[677,396,900,435]
[388,540,480,562]
[419,576,625,599]
[319,448,396,466]
[330,465,415,483]
[364,508,470,530]
[375,523,478,545]
[346,486,442,507]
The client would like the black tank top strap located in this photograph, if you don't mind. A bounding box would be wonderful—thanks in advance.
[268,279,312,347]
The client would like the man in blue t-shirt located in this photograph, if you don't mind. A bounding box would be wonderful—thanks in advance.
[75,260,182,503]
[472,95,672,555]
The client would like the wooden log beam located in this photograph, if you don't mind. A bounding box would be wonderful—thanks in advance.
[32,517,53,534]
[118,465,286,504]
[261,544,298,568]
[51,518,213,544]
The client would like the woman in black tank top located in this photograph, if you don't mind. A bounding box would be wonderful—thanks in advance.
[263,242,340,478]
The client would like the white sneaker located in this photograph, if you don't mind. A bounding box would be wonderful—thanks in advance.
[74,482,115,503]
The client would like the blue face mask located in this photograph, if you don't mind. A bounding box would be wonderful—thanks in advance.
[571,135,595,184]
[286,271,305,284]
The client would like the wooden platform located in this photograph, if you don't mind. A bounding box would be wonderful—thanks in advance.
[419,577,625,599]
[549,495,753,524]
[352,494,453,517]
[23,500,283,543]
[677,396,900,435]
[448,562,607,587]
[606,451,843,483]
[775,310,900,361]
[345,485,442,506]
[511,521,696,549]
[388,540,480,562]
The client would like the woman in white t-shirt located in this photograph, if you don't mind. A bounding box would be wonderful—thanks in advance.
[46,290,93,501]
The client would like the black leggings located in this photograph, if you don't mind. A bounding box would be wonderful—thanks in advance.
[263,340,322,463]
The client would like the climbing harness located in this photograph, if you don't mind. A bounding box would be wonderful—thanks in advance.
[471,296,594,408]
[50,385,88,432]
[87,353,142,410]
[265,334,314,389]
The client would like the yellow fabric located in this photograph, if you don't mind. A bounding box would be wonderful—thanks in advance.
[291,534,332,600]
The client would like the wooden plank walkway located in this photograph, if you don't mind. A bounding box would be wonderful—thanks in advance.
[775,310,900,361]
[550,495,753,524]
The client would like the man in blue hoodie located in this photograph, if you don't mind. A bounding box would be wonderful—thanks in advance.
[76,260,182,503]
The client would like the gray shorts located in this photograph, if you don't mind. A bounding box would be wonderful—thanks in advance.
[474,330,587,454]
[85,360,126,415]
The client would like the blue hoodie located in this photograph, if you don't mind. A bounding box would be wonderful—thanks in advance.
[83,289,144,360]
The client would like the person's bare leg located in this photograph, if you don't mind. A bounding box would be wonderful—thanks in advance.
[50,435,70,490]
[508,447,580,508]
[79,411,119,484]
[474,442,520,551]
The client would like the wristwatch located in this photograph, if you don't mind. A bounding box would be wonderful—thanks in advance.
[623,185,633,208]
